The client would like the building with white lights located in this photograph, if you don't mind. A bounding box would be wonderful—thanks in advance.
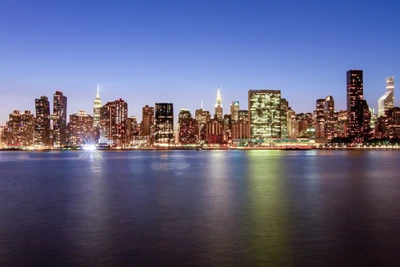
[378,77,394,117]
[248,90,281,139]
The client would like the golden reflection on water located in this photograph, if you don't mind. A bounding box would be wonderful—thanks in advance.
[246,150,291,266]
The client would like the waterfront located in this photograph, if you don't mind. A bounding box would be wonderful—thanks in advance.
[0,150,400,266]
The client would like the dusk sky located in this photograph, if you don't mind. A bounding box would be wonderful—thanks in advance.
[1,0,399,125]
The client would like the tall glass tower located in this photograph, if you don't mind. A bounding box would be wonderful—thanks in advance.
[378,77,394,117]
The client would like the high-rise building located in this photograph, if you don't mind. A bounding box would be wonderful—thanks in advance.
[155,103,174,144]
[141,105,155,145]
[335,110,348,138]
[346,70,370,143]
[93,83,102,128]
[178,109,199,144]
[195,108,211,141]
[378,77,394,117]
[324,96,335,140]
[53,91,67,147]
[126,116,141,145]
[5,110,35,146]
[100,99,128,145]
[230,101,239,123]
[248,90,281,139]
[315,99,326,139]
[68,111,95,146]
[215,87,223,121]
[34,96,51,146]
[287,110,296,138]
[280,98,290,138]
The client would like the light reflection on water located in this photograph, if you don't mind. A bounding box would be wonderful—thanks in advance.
[0,150,400,266]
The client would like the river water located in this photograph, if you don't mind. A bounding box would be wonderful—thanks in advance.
[0,150,399,266]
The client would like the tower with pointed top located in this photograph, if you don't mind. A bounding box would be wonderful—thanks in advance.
[215,87,223,121]
[93,83,102,128]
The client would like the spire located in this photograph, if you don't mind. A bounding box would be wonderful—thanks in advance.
[96,83,100,98]
[201,98,203,109]
[216,86,222,107]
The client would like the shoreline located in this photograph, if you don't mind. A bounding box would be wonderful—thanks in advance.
[1,146,399,152]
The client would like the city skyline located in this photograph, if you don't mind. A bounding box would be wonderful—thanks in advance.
[1,0,400,125]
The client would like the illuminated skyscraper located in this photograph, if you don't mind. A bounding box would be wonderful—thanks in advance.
[195,108,210,141]
[324,96,335,140]
[280,98,290,138]
[248,90,281,139]
[315,99,325,139]
[155,103,174,144]
[178,109,199,144]
[93,83,102,128]
[34,96,51,146]
[230,101,239,123]
[141,105,155,145]
[68,111,95,146]
[215,87,223,121]
[100,98,128,145]
[53,91,67,147]
[378,77,394,117]
[346,70,370,143]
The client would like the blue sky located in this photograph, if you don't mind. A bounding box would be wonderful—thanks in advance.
[1,0,399,125]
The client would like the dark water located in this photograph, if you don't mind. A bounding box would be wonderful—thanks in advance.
[0,150,400,267]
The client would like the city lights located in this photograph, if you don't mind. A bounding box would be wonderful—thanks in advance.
[0,74,399,150]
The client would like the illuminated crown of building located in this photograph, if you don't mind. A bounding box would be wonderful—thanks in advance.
[215,87,222,107]
[94,83,102,107]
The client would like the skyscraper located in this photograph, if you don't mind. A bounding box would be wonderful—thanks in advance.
[230,101,239,123]
[315,99,325,139]
[346,70,370,143]
[280,98,290,138]
[155,103,174,144]
[68,111,95,146]
[324,96,335,140]
[34,96,51,146]
[100,98,128,145]
[141,105,155,145]
[53,91,67,147]
[215,87,223,121]
[93,83,102,128]
[378,77,394,117]
[248,90,281,139]
[178,109,199,144]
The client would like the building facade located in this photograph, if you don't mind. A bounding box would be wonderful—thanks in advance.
[155,103,174,144]
[315,99,325,139]
[378,77,394,118]
[346,70,370,143]
[100,99,128,145]
[178,109,199,144]
[230,101,239,123]
[34,96,51,146]
[68,111,95,146]
[324,96,335,140]
[53,91,67,147]
[248,90,281,139]
[5,110,35,146]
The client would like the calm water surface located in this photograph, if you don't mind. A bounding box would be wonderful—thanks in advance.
[0,150,399,267]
